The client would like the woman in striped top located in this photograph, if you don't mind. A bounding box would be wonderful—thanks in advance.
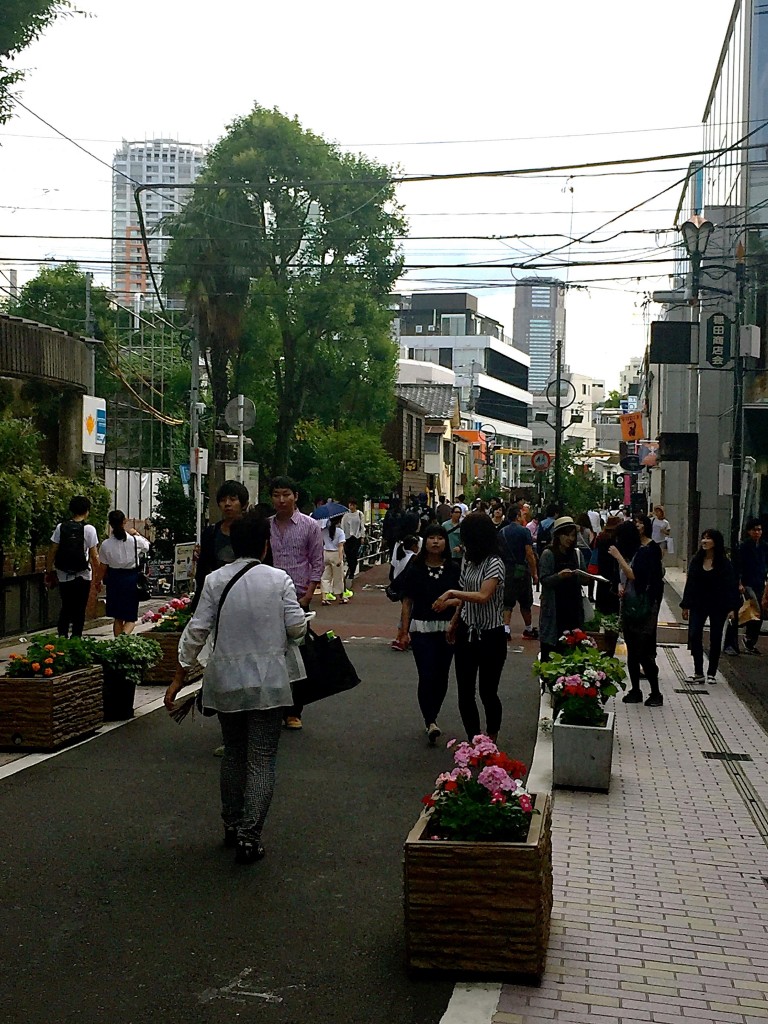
[433,512,506,742]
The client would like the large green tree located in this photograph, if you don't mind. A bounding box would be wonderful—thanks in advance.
[1,2,77,122]
[164,105,405,477]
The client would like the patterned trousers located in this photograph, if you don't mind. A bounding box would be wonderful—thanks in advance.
[217,707,283,842]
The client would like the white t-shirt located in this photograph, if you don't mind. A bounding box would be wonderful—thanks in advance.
[51,521,99,582]
[651,518,670,546]
[99,533,150,569]
[321,525,346,552]
[587,510,601,534]
[341,510,365,539]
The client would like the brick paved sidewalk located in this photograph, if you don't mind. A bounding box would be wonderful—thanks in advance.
[494,641,768,1024]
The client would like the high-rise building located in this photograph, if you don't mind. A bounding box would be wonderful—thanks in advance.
[512,278,566,393]
[111,139,205,308]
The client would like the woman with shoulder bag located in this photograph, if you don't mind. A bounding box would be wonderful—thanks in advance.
[396,524,461,744]
[98,510,150,636]
[164,510,307,865]
[433,513,506,742]
[538,517,586,661]
[679,529,740,684]
[609,517,665,706]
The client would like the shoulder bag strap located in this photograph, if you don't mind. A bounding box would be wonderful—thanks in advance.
[133,535,139,570]
[212,560,260,649]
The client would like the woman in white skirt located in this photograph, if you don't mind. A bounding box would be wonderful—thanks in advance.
[98,510,150,636]
[320,514,346,605]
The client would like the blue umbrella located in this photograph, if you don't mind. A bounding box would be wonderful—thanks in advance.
[311,501,348,521]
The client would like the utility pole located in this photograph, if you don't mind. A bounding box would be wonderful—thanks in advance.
[84,273,96,476]
[553,336,564,507]
[730,243,746,557]
[190,320,203,545]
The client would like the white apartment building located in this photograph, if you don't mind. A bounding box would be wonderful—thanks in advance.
[619,357,643,396]
[111,139,205,309]
[393,293,532,449]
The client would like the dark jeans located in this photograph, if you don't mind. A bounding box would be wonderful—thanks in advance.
[410,630,455,727]
[345,536,362,580]
[453,622,507,739]
[57,576,91,637]
[688,607,728,676]
[625,628,660,694]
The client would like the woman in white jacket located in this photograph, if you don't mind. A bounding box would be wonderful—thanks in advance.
[165,510,307,865]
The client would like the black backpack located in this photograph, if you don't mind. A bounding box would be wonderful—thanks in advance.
[536,520,553,556]
[54,520,88,573]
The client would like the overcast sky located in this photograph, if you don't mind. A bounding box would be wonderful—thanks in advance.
[0,0,736,389]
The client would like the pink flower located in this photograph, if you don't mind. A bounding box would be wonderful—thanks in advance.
[490,791,507,805]
[478,765,515,792]
[519,794,532,814]
[452,742,473,767]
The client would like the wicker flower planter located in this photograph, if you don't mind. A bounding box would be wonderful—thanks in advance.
[0,666,104,750]
[404,793,553,982]
[143,632,202,685]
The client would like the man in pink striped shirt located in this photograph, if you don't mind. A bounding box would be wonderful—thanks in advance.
[269,476,324,730]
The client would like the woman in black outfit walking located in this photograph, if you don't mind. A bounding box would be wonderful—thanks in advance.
[397,525,461,744]
[433,513,506,742]
[609,517,665,707]
[680,529,740,684]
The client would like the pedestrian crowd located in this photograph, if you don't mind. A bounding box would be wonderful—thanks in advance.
[44,482,767,868]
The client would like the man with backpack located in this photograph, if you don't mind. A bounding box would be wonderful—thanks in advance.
[536,503,561,557]
[46,495,100,637]
[499,504,539,640]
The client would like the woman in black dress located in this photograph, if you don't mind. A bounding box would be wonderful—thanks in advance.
[680,529,740,684]
[609,517,665,706]
[396,525,460,743]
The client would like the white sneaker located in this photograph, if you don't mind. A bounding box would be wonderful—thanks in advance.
[706,675,717,684]
[687,673,705,684]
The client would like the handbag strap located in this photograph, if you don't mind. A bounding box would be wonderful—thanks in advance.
[133,535,139,571]
[212,560,260,649]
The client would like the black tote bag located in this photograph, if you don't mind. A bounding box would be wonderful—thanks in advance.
[292,628,361,705]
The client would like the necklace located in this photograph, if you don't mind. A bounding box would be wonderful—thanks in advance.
[426,563,444,580]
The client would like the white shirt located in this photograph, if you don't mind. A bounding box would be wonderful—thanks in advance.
[178,559,307,713]
[587,510,601,534]
[651,517,670,546]
[341,510,365,539]
[391,546,419,580]
[51,521,99,582]
[321,525,346,551]
[99,533,150,569]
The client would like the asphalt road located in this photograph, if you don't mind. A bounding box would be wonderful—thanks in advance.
[0,632,542,1024]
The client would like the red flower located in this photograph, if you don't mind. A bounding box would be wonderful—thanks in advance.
[421,794,436,807]
[587,687,598,698]
[443,780,458,793]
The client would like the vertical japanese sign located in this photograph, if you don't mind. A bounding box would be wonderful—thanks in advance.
[705,313,733,368]
[82,396,107,454]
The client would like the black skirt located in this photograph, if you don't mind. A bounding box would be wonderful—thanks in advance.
[105,567,140,622]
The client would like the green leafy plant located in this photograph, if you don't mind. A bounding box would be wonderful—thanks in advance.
[422,735,536,842]
[84,635,163,686]
[533,630,626,725]
[4,634,94,677]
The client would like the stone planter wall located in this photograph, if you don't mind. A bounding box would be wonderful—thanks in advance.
[0,666,103,750]
[143,632,202,685]
[404,793,553,981]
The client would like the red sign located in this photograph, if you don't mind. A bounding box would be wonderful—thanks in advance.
[531,449,551,472]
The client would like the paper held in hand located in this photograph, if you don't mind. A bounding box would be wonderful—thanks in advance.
[574,569,611,584]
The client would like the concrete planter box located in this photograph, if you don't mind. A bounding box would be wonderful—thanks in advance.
[553,711,615,791]
[403,793,553,982]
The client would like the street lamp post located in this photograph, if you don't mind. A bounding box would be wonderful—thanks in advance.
[679,216,745,554]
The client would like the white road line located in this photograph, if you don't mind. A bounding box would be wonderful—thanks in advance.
[439,982,501,1024]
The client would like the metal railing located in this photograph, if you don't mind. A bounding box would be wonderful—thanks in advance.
[357,523,387,570]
